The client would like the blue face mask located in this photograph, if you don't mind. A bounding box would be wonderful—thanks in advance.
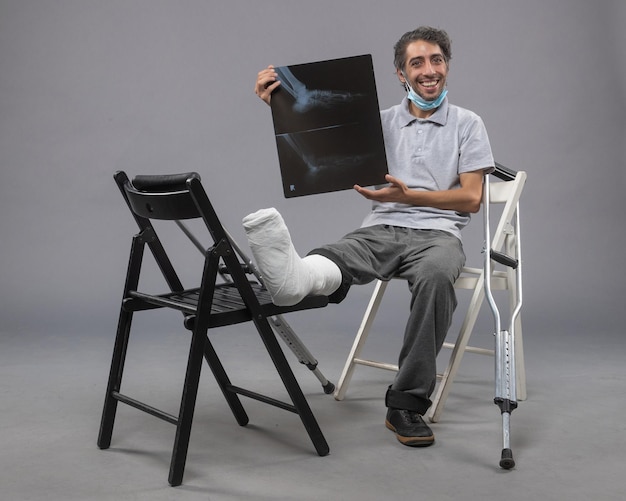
[404,80,447,111]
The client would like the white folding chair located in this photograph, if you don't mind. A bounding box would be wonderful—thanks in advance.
[333,164,527,423]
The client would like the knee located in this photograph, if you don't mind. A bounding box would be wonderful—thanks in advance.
[413,264,457,288]
[408,267,458,314]
[407,266,459,310]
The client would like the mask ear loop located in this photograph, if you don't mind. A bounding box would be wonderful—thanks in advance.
[401,70,412,93]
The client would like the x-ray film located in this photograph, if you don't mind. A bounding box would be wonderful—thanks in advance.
[270,54,388,198]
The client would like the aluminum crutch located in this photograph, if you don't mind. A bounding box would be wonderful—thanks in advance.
[176,220,335,394]
[483,172,523,469]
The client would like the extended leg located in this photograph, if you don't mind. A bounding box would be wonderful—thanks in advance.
[242,208,341,306]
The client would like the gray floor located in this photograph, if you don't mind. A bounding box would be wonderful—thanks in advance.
[2,299,625,501]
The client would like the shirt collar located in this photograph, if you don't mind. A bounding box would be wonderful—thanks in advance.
[399,95,449,127]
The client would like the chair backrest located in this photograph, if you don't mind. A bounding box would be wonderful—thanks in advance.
[113,171,255,303]
[116,171,231,241]
[486,165,527,255]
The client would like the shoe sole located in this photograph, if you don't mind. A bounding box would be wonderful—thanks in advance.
[385,419,435,447]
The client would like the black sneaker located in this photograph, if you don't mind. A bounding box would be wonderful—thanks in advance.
[385,408,435,447]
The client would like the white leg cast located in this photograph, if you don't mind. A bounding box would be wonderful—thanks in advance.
[302,254,342,297]
[243,208,341,306]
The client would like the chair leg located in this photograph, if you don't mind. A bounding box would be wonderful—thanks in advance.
[98,308,133,449]
[428,281,485,423]
[202,337,249,426]
[168,327,209,487]
[334,280,389,401]
[254,317,329,457]
[99,237,144,449]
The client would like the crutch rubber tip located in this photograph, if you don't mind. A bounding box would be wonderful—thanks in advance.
[500,448,515,469]
[323,381,336,394]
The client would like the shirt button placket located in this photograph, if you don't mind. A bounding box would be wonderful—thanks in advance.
[417,128,424,153]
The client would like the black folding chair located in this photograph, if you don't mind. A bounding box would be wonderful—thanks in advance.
[97,172,330,486]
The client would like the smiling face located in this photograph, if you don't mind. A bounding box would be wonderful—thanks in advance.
[398,40,449,116]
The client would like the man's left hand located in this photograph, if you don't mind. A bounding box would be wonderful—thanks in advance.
[354,174,409,203]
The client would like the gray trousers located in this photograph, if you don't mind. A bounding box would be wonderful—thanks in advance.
[310,224,465,415]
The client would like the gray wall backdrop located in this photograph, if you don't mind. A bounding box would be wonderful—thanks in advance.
[1,0,625,341]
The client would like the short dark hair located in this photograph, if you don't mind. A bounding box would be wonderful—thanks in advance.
[393,26,452,71]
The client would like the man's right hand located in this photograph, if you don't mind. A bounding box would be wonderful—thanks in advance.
[255,65,281,105]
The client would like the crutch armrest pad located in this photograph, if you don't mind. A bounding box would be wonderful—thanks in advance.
[493,162,517,181]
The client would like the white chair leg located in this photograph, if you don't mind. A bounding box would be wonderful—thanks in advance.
[428,276,487,423]
[334,280,389,401]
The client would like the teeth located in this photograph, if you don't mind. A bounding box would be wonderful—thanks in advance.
[421,81,438,87]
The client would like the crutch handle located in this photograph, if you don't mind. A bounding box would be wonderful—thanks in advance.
[490,250,518,269]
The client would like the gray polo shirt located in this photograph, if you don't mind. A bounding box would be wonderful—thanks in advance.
[361,96,494,241]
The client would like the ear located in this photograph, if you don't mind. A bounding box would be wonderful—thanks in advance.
[396,68,406,85]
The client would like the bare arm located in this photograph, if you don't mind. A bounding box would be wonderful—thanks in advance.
[254,65,281,105]
[354,170,486,213]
